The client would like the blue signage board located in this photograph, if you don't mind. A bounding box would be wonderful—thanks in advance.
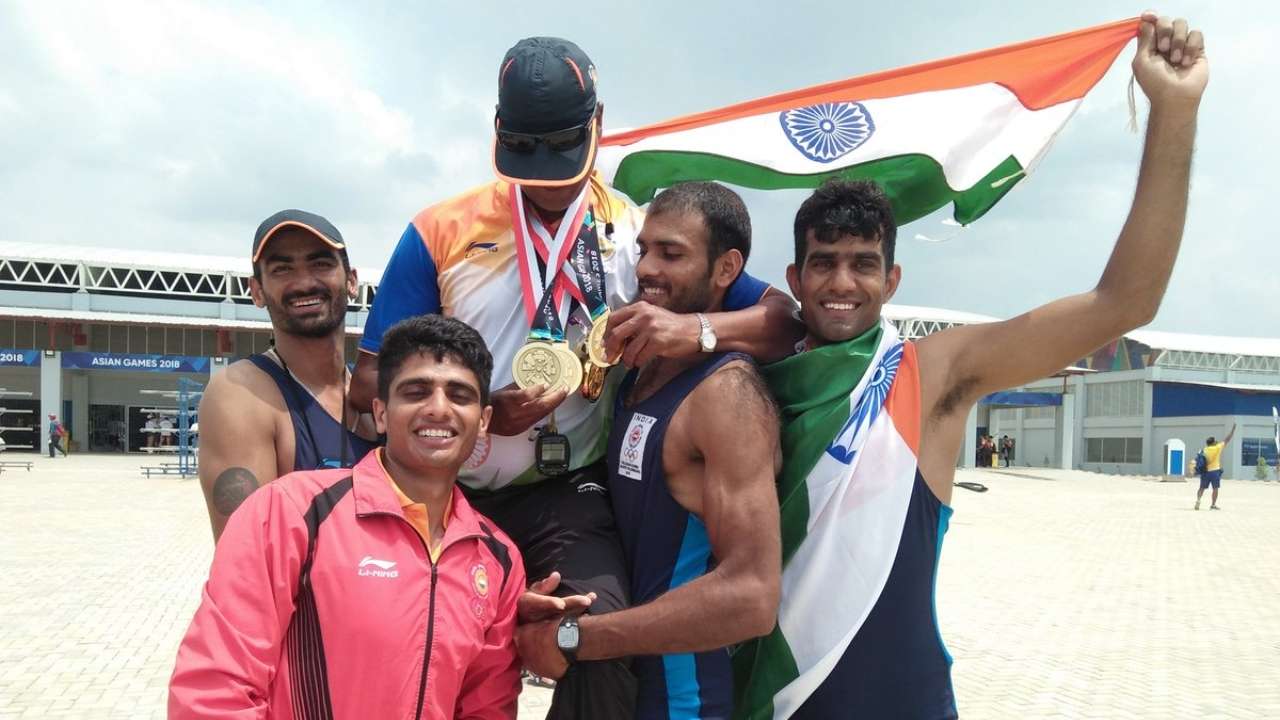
[0,349,41,367]
[61,352,211,374]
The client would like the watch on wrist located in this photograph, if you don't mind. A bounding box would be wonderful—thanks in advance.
[556,615,580,663]
[695,312,717,353]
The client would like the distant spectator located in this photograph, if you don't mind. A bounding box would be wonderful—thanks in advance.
[1196,423,1236,511]
[48,414,67,458]
[159,415,175,447]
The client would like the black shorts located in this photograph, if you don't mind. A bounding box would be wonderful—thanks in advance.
[462,461,637,719]
[462,461,630,612]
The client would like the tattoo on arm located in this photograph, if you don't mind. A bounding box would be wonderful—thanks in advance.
[212,467,260,516]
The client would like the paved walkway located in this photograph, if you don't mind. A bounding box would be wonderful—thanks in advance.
[0,454,1275,718]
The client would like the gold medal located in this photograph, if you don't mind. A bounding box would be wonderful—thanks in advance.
[586,311,616,368]
[512,341,583,395]
[580,358,607,401]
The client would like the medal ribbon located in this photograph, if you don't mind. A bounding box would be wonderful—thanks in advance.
[511,184,590,341]
[527,206,609,322]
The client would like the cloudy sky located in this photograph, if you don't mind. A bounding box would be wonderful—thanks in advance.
[2,1,1273,337]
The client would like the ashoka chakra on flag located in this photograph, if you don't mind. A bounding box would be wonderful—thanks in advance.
[779,102,875,163]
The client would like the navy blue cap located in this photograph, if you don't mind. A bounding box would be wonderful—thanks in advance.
[252,209,347,263]
[493,37,599,186]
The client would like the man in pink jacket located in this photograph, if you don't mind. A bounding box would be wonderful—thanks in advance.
[170,315,528,719]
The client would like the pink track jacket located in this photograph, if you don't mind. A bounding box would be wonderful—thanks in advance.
[169,451,525,719]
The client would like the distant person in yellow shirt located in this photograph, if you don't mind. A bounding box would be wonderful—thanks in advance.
[1196,423,1236,510]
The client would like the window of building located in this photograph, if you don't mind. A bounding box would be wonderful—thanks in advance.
[164,327,183,355]
[14,320,34,349]
[1085,381,1144,418]
[183,327,203,356]
[90,324,110,352]
[1025,405,1056,420]
[127,326,145,354]
[1242,438,1278,468]
[1086,437,1143,464]
[52,323,74,351]
[146,326,165,354]
[234,331,254,358]
[110,324,129,353]
[0,318,14,348]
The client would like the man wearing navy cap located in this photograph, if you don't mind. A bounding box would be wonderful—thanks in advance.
[349,37,801,718]
[197,210,379,541]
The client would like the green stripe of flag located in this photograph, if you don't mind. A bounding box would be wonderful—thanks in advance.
[612,151,1026,225]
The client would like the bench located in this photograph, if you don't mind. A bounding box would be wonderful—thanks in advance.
[141,464,197,478]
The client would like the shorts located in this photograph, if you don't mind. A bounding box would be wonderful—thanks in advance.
[1199,469,1222,490]
[462,462,637,719]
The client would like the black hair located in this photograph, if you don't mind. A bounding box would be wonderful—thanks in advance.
[376,315,494,404]
[1207,437,1216,445]
[793,178,896,270]
[648,181,752,271]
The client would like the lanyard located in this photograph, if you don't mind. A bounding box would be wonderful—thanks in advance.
[526,205,609,321]
[511,184,594,340]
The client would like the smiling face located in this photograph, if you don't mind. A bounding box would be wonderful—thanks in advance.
[372,352,492,477]
[635,209,742,315]
[786,230,901,346]
[249,228,356,339]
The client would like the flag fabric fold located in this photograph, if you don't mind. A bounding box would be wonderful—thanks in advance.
[733,320,921,719]
[600,18,1139,226]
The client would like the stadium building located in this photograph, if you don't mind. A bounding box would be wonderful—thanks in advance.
[2,241,1276,480]
[0,241,374,455]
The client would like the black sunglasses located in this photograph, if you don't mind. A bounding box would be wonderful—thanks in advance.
[496,119,593,155]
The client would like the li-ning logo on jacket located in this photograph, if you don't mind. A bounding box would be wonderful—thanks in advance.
[357,555,399,578]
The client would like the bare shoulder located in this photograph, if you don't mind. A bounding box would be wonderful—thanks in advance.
[200,358,285,426]
[685,359,779,446]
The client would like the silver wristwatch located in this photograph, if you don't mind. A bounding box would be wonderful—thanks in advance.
[695,313,717,353]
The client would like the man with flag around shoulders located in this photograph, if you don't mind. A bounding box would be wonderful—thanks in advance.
[733,13,1207,719]
[348,37,801,718]
[515,182,783,720]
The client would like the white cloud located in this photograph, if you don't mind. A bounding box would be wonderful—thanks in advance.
[0,0,1273,337]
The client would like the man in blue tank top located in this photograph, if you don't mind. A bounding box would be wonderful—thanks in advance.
[735,14,1207,718]
[197,210,379,541]
[516,182,782,720]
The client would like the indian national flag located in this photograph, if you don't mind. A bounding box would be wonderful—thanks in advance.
[600,18,1139,225]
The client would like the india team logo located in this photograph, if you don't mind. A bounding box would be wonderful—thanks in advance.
[619,413,656,480]
[779,101,875,163]
[471,563,490,598]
